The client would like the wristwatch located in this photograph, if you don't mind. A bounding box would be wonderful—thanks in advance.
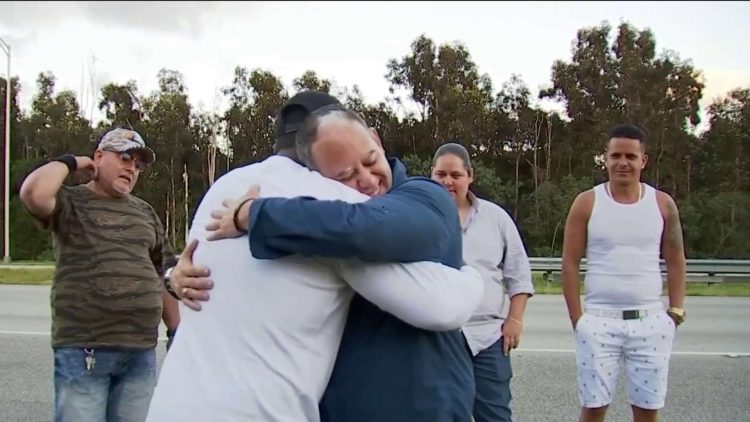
[667,307,685,326]
[163,266,180,300]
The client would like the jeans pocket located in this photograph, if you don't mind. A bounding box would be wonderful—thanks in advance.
[54,348,88,381]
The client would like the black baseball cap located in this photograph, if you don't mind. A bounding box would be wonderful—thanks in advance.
[274,90,342,151]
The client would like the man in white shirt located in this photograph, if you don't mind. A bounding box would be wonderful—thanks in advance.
[146,92,483,422]
[562,124,686,422]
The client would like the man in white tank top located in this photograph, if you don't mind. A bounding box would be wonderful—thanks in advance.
[561,124,687,422]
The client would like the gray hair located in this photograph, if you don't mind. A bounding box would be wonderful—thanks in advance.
[295,105,370,169]
[433,142,472,171]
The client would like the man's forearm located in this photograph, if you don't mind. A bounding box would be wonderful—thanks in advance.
[666,261,686,308]
[19,162,70,218]
[561,262,583,323]
[507,293,530,322]
[248,193,446,263]
[663,197,687,309]
[161,290,180,330]
[338,260,483,331]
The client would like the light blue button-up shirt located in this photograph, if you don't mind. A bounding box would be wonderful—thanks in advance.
[461,192,535,355]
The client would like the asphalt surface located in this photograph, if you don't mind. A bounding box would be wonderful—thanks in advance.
[1,286,749,422]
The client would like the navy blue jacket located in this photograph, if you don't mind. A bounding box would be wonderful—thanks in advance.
[247,158,474,421]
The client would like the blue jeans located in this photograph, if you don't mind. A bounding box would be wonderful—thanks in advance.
[472,338,513,422]
[53,347,157,422]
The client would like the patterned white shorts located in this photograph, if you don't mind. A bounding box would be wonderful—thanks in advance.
[574,310,676,410]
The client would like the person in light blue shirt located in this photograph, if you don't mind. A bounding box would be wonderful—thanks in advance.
[432,142,535,422]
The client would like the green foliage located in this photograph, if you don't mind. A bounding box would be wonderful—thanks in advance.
[401,153,431,177]
[2,22,748,260]
[293,70,332,94]
[222,66,287,166]
[9,159,54,260]
[520,175,594,256]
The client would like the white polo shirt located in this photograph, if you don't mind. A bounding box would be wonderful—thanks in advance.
[146,156,483,422]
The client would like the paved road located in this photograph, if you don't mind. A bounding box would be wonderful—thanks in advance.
[1,286,749,421]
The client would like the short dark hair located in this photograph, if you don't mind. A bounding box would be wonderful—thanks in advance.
[274,91,342,152]
[608,124,647,146]
[432,142,472,171]
[295,105,369,169]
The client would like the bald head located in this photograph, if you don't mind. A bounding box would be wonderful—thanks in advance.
[296,106,367,169]
[295,106,392,197]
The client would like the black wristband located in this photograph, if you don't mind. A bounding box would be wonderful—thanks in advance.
[233,198,253,234]
[50,154,78,174]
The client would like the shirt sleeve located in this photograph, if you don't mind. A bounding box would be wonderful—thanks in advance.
[498,211,535,298]
[247,179,455,264]
[334,259,484,331]
[41,185,73,233]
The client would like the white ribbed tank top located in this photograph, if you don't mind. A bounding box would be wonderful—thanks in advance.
[584,182,665,310]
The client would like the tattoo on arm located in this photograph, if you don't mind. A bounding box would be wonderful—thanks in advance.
[666,199,684,251]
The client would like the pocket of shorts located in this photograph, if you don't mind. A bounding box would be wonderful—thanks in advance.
[574,314,589,333]
[664,311,677,335]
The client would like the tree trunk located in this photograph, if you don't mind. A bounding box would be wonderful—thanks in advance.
[686,154,691,200]
[568,153,573,176]
[545,115,552,183]
[169,157,177,246]
[164,188,171,244]
[735,151,741,194]
[550,219,562,256]
[533,113,542,221]
[656,141,664,188]
[206,132,217,187]
[514,151,521,220]
[183,164,189,246]
[433,95,440,147]
[655,128,667,189]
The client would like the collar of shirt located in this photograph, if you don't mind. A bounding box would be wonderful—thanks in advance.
[387,157,408,186]
[461,191,481,232]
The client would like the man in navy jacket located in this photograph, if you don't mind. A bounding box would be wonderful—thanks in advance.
[203,104,476,421]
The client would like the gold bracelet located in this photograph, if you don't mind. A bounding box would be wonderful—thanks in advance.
[507,316,523,325]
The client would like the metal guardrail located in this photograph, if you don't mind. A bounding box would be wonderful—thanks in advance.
[3,258,750,283]
[530,257,750,283]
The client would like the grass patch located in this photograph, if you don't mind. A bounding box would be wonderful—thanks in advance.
[0,267,54,285]
[7,260,55,266]
[684,282,750,297]
[532,273,750,297]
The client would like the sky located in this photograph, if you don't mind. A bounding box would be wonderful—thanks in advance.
[1,1,749,130]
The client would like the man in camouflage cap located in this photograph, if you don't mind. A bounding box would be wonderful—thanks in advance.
[19,127,180,422]
[97,127,156,167]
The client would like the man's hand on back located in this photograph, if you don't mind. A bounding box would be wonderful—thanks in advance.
[171,239,214,311]
[206,185,261,241]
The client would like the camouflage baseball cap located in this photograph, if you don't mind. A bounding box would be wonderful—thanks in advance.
[97,128,156,165]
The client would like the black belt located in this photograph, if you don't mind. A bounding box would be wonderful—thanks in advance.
[622,310,643,320]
